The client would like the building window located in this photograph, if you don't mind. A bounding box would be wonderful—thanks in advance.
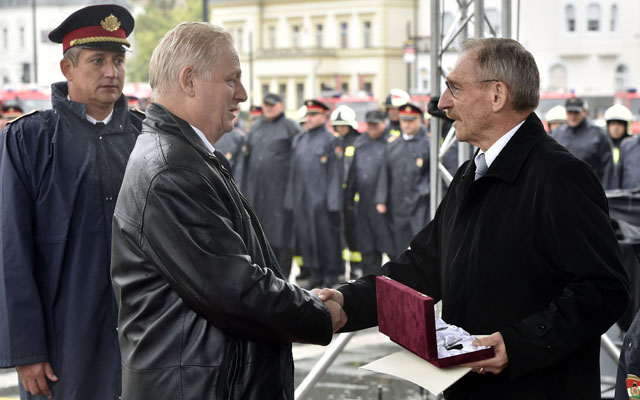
[296,83,304,107]
[611,4,618,32]
[363,81,372,95]
[340,22,348,49]
[236,28,244,53]
[587,3,601,32]
[268,26,276,49]
[19,26,25,49]
[363,21,372,48]
[565,4,576,32]
[2,27,7,50]
[21,62,30,83]
[262,83,269,97]
[341,81,348,93]
[548,64,568,92]
[615,64,629,92]
[315,24,323,48]
[279,83,286,104]
[292,25,300,49]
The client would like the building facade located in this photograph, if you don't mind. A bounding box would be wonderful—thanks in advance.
[211,0,414,112]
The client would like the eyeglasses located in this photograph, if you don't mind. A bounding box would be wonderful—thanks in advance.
[445,79,499,99]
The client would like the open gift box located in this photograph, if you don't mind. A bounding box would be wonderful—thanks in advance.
[376,275,495,368]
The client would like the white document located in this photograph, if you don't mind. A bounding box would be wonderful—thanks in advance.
[360,349,471,395]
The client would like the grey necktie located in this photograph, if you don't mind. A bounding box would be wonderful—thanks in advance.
[474,153,488,181]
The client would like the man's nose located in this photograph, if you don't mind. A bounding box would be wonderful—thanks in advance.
[103,61,118,77]
[236,81,248,102]
[438,89,453,110]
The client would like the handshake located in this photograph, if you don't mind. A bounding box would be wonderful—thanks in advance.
[312,288,348,333]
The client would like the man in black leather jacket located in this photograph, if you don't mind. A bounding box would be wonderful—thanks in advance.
[110,22,344,400]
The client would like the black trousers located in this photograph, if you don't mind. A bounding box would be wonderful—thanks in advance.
[273,246,293,281]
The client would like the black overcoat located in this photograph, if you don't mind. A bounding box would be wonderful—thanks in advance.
[346,134,392,254]
[375,127,430,257]
[241,114,300,248]
[618,136,640,189]
[338,113,629,399]
[284,124,343,271]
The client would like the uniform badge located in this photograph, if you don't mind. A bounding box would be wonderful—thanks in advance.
[101,14,121,32]
[387,135,399,143]
[628,375,640,399]
[416,157,424,168]
[345,145,355,157]
[334,146,343,159]
[242,144,249,155]
[225,152,233,160]
[320,155,328,164]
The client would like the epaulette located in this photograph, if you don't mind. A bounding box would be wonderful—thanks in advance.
[387,135,399,143]
[6,110,39,125]
[130,108,145,117]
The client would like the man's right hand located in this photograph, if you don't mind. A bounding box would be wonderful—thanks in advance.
[16,362,58,399]
[313,288,347,332]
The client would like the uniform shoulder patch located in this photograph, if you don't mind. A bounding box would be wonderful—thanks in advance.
[628,374,640,399]
[6,109,38,125]
[130,108,145,117]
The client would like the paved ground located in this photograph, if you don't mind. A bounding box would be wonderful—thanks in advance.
[0,324,621,399]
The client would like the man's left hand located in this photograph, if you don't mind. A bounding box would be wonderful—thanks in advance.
[461,332,509,375]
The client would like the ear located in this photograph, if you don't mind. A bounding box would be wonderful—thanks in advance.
[491,81,508,112]
[178,66,196,97]
[60,58,73,80]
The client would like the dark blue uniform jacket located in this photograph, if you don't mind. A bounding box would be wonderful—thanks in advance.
[0,81,142,399]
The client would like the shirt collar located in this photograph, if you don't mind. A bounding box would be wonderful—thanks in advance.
[66,95,114,125]
[190,124,216,154]
[478,120,525,168]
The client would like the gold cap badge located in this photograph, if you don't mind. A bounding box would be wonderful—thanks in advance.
[101,14,121,32]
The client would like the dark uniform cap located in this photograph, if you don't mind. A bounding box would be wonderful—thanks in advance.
[249,105,263,117]
[263,93,282,105]
[398,103,424,120]
[366,110,386,123]
[1,105,24,120]
[48,4,134,54]
[565,97,585,112]
[304,99,330,114]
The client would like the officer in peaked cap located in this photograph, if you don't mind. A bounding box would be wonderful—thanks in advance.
[286,98,344,289]
[376,101,430,259]
[398,103,424,121]
[305,99,330,114]
[48,4,134,53]
[0,4,142,400]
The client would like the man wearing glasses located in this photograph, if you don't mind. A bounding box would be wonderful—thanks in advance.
[316,38,628,398]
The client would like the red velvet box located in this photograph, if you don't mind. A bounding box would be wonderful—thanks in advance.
[376,275,495,368]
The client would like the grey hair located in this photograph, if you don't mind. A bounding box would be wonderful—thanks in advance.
[63,46,83,67]
[149,22,234,98]
[460,37,540,112]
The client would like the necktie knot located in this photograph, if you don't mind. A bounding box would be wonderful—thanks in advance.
[474,153,488,181]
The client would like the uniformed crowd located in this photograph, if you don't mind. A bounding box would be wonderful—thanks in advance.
[1,3,640,400]
[545,97,640,190]
[216,89,447,290]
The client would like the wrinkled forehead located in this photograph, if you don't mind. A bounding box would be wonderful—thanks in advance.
[447,50,479,83]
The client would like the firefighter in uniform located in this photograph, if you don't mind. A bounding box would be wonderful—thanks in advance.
[241,93,300,279]
[545,104,567,133]
[617,309,640,400]
[330,105,362,274]
[214,115,246,182]
[346,110,393,276]
[285,99,343,288]
[382,88,410,138]
[375,103,430,259]
[604,104,633,169]
[551,97,616,189]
